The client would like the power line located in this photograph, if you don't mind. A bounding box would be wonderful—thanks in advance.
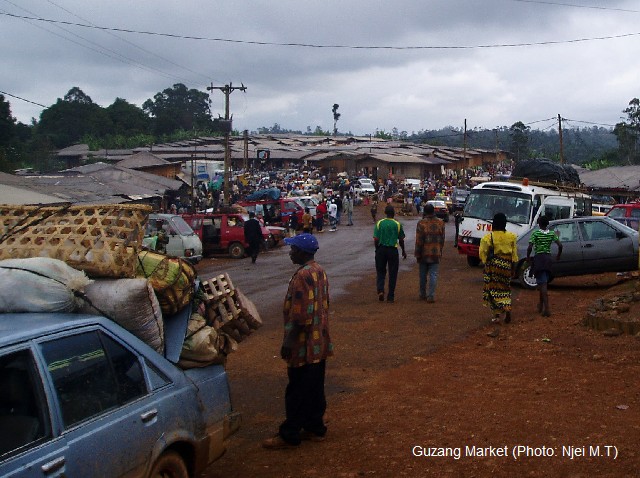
[508,0,640,14]
[44,0,215,85]
[2,11,640,50]
[563,118,618,128]
[0,90,47,108]
[1,2,196,85]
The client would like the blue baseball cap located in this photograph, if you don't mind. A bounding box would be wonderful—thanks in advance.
[284,233,319,254]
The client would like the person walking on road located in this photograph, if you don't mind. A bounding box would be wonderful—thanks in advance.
[301,207,314,234]
[316,200,327,233]
[328,200,338,231]
[414,203,445,303]
[244,211,263,263]
[479,212,518,323]
[262,233,333,449]
[370,200,378,223]
[526,215,562,317]
[343,194,354,226]
[374,205,407,303]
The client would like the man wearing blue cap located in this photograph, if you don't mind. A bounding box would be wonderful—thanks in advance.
[262,233,334,449]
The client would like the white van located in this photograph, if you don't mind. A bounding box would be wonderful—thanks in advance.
[144,213,203,263]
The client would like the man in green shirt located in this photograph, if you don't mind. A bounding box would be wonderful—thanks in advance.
[526,215,562,317]
[374,205,407,303]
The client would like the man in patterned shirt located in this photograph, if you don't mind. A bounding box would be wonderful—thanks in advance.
[414,203,445,302]
[262,233,333,449]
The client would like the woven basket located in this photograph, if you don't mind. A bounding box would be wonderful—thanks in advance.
[0,204,151,278]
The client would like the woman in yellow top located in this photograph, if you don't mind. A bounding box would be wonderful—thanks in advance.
[479,212,519,323]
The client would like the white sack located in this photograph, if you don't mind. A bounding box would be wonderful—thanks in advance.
[0,257,92,313]
[77,278,164,354]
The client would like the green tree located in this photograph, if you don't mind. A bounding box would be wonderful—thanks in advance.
[106,98,150,136]
[142,83,213,136]
[613,98,640,164]
[37,87,112,148]
[332,104,340,136]
[509,121,530,161]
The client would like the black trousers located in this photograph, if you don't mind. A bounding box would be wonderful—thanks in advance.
[279,361,327,444]
[247,240,261,261]
[375,246,399,300]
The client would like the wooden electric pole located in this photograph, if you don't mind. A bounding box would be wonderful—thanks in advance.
[207,82,247,205]
[558,114,564,165]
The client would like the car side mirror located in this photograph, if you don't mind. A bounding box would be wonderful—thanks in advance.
[616,231,627,240]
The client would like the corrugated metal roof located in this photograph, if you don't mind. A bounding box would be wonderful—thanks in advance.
[580,166,640,192]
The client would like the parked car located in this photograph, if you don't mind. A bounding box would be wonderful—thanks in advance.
[515,216,639,289]
[425,199,450,222]
[292,195,319,217]
[183,212,275,259]
[605,203,640,230]
[591,203,612,216]
[353,178,376,196]
[144,213,203,263]
[237,198,305,228]
[0,312,240,478]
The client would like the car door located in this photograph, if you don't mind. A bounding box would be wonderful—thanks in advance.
[577,219,636,273]
[37,329,169,478]
[550,222,583,276]
[0,348,69,478]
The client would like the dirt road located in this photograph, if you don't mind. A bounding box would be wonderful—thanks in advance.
[201,205,640,478]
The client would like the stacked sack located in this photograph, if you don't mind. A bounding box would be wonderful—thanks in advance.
[0,204,262,370]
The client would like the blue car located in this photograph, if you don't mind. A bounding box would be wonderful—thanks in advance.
[0,313,240,478]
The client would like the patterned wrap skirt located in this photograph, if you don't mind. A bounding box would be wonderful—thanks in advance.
[482,254,512,314]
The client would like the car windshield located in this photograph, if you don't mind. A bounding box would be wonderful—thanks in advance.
[168,216,196,235]
[464,189,532,224]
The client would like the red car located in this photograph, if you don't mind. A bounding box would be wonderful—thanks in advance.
[605,203,640,231]
[182,212,274,259]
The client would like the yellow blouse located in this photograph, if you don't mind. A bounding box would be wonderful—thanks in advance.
[479,230,519,263]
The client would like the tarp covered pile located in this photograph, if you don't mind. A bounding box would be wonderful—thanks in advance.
[512,159,581,186]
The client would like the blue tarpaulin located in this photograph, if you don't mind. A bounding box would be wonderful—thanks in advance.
[246,188,281,201]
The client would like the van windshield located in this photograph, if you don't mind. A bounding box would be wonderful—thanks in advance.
[464,189,532,224]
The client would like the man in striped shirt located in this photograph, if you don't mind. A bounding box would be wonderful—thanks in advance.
[526,215,562,317]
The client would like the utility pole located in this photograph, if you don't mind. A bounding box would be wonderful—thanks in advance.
[207,82,247,205]
[463,119,467,170]
[558,114,564,165]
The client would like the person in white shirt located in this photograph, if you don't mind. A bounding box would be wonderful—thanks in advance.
[328,201,338,231]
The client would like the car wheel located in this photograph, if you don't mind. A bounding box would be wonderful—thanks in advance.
[467,255,481,267]
[518,261,538,290]
[148,451,188,478]
[229,242,245,259]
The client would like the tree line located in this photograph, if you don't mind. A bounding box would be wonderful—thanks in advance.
[1,84,639,174]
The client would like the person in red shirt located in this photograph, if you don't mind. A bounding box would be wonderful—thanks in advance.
[315,200,327,233]
[262,233,333,449]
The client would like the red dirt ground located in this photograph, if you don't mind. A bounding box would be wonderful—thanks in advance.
[203,209,640,478]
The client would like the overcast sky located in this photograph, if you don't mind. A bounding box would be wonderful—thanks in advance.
[1,0,639,135]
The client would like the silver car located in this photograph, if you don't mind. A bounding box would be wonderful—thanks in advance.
[515,216,639,289]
